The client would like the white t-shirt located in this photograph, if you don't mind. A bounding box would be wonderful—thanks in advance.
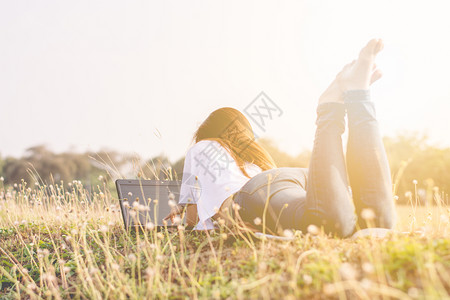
[178,140,262,230]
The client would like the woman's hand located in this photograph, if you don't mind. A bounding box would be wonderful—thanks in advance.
[163,204,185,224]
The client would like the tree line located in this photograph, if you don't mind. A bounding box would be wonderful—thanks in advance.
[0,133,448,204]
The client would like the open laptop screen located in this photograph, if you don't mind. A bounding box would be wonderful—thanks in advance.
[115,179,181,229]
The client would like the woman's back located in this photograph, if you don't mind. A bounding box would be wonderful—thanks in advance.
[179,140,261,229]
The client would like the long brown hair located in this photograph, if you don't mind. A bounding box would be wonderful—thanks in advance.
[194,107,276,177]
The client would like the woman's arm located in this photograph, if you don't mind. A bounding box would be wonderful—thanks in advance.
[185,204,198,226]
[163,204,198,226]
[211,195,235,226]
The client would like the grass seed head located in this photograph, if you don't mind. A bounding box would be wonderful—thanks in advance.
[339,262,357,280]
[302,274,312,285]
[361,208,376,221]
[283,229,294,238]
[307,224,319,235]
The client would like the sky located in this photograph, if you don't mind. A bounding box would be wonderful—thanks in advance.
[1,0,450,163]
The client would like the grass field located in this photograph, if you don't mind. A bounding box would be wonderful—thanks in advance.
[0,180,449,299]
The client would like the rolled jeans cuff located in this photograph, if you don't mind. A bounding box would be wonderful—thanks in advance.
[344,90,371,103]
[315,102,346,128]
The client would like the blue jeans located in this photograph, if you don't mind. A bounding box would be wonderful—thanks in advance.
[233,90,396,237]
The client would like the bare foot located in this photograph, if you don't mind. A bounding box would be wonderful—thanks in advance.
[318,39,384,104]
[318,61,354,104]
[341,38,384,91]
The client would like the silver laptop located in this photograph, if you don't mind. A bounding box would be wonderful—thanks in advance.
[116,179,189,230]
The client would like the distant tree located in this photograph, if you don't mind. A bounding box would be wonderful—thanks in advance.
[3,157,30,184]
[0,153,5,178]
[383,132,450,204]
[172,157,185,181]
[258,138,311,168]
[141,155,173,180]
[87,150,136,179]
[2,145,109,188]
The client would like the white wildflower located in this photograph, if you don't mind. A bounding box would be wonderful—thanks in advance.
[283,229,294,238]
[138,204,149,212]
[339,262,357,280]
[360,278,372,290]
[128,254,137,262]
[253,217,262,226]
[303,274,312,285]
[323,283,336,295]
[307,224,320,235]
[361,208,376,221]
[362,262,375,274]
[173,216,181,225]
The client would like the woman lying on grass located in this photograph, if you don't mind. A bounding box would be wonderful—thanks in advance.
[164,39,396,237]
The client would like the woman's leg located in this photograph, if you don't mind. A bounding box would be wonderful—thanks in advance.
[300,39,393,237]
[337,39,396,229]
[345,91,396,229]
[300,102,356,237]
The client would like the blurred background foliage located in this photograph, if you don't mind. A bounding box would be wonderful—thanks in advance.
[0,132,449,204]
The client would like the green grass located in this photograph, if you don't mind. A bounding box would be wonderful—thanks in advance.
[0,180,449,299]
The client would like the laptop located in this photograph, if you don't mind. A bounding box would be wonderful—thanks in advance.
[115,179,192,230]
